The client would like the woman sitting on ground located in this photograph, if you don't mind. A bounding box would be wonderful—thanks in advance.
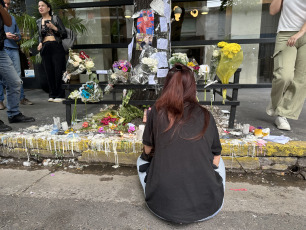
[137,63,225,224]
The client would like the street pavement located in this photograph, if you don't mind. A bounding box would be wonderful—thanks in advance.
[0,88,305,140]
[0,165,305,230]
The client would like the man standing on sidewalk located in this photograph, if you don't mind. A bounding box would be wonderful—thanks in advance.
[0,0,35,132]
[0,0,34,110]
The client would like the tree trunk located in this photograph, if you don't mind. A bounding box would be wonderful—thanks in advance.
[131,0,171,101]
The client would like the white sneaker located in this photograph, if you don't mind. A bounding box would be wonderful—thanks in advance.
[48,98,55,102]
[266,101,275,116]
[53,98,65,103]
[275,116,291,131]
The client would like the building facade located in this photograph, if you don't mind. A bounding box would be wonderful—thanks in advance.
[24,0,279,84]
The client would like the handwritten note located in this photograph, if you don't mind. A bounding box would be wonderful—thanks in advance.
[159,17,168,32]
[156,52,168,68]
[157,68,168,78]
[157,38,168,50]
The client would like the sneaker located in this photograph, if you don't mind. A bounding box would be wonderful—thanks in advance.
[266,101,275,116]
[8,113,35,123]
[275,116,291,131]
[0,101,6,110]
[0,120,12,132]
[48,98,55,102]
[20,98,34,105]
[53,98,65,103]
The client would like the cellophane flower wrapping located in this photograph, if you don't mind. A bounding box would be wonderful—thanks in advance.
[130,45,158,84]
[209,45,221,80]
[104,72,119,94]
[62,49,95,83]
[216,42,243,103]
[112,60,132,82]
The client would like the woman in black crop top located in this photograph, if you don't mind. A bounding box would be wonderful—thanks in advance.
[36,0,67,102]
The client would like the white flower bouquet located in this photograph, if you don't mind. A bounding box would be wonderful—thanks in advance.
[62,49,95,83]
[169,52,189,66]
[141,57,158,73]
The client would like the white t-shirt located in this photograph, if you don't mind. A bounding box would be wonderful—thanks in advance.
[278,0,306,32]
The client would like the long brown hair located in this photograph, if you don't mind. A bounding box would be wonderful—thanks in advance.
[155,63,210,139]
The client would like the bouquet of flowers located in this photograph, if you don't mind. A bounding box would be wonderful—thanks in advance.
[79,81,104,103]
[112,60,132,80]
[104,60,132,94]
[68,90,81,124]
[216,41,243,103]
[209,43,224,81]
[130,45,158,84]
[141,57,158,73]
[169,52,189,66]
[62,49,95,83]
[187,59,201,81]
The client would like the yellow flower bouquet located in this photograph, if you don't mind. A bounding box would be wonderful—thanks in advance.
[216,42,243,103]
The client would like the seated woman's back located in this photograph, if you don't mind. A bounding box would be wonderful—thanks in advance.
[143,103,224,223]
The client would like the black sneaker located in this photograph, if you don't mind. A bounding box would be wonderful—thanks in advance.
[8,113,35,123]
[0,120,12,132]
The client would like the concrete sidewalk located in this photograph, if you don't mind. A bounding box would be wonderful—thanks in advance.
[0,166,305,229]
[0,88,305,140]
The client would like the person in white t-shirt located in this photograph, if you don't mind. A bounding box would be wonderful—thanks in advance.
[267,0,306,130]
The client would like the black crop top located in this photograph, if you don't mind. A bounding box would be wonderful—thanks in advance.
[41,24,55,39]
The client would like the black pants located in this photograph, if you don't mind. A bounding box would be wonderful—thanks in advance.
[41,41,66,98]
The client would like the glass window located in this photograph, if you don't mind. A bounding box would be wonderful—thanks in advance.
[67,6,133,45]
[171,1,277,41]
[172,43,273,84]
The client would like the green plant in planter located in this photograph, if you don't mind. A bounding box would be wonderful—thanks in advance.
[15,0,87,64]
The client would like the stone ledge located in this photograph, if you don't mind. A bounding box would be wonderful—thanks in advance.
[0,136,305,172]
[221,141,306,157]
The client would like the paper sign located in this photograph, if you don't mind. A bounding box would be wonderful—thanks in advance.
[157,68,168,78]
[157,38,168,50]
[156,52,168,68]
[96,70,108,75]
[160,17,168,32]
[164,2,171,23]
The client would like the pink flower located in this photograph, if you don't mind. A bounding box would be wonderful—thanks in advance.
[122,66,128,72]
[82,122,89,128]
[98,126,105,133]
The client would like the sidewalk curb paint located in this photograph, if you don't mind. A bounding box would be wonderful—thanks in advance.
[0,135,305,172]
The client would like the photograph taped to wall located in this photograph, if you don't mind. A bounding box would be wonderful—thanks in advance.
[136,33,153,50]
[137,10,154,35]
